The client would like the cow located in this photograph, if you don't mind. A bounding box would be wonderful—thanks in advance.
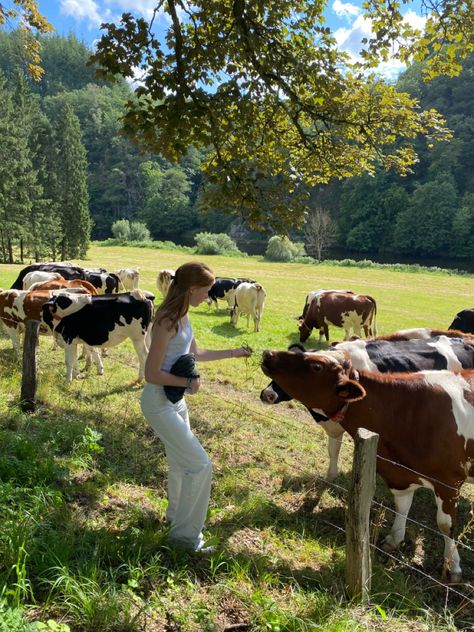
[28,278,99,295]
[83,271,122,294]
[115,268,140,291]
[261,336,474,482]
[205,277,255,310]
[41,290,153,382]
[301,289,353,320]
[0,288,102,376]
[298,290,377,343]
[448,309,474,335]
[156,269,175,297]
[261,347,474,582]
[11,263,88,290]
[22,271,63,290]
[230,282,266,332]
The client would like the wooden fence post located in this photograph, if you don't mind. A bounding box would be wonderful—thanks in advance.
[345,427,379,603]
[20,320,40,412]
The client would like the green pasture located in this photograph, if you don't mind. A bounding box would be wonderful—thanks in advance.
[0,244,473,631]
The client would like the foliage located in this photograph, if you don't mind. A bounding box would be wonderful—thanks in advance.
[194,232,242,256]
[111,219,150,242]
[87,0,467,229]
[0,2,53,80]
[304,207,338,261]
[264,235,306,262]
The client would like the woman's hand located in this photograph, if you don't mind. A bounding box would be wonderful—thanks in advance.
[187,376,201,394]
[232,345,253,358]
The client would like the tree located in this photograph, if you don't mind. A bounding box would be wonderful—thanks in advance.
[88,0,469,229]
[304,207,337,261]
[54,103,91,259]
[0,2,53,80]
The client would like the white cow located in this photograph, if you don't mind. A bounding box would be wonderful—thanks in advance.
[115,268,140,290]
[156,269,175,297]
[230,282,266,332]
[22,271,63,290]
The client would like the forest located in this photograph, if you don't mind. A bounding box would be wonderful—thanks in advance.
[0,31,473,263]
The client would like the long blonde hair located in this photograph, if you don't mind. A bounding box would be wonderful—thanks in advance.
[154,261,214,331]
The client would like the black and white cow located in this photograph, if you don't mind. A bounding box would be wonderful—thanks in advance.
[206,277,255,310]
[83,271,122,294]
[41,290,153,382]
[260,335,474,481]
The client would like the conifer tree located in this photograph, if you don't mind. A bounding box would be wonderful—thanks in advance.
[54,103,91,258]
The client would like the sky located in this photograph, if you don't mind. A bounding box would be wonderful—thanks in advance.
[35,0,427,81]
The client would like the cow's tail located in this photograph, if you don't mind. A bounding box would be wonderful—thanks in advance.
[367,296,377,337]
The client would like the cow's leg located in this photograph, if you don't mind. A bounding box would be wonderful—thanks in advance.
[323,324,329,341]
[64,344,79,381]
[4,324,21,355]
[83,345,104,376]
[435,493,462,582]
[254,312,259,333]
[343,327,351,340]
[384,487,416,549]
[131,336,148,381]
[326,432,344,481]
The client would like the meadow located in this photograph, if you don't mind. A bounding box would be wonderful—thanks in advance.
[0,244,474,631]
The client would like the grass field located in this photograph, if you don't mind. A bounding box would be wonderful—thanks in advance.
[0,244,474,631]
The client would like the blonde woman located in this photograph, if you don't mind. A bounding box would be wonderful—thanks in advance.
[141,261,251,553]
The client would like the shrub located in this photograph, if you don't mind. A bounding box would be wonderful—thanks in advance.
[194,232,242,256]
[129,221,150,242]
[264,236,306,262]
[111,219,131,241]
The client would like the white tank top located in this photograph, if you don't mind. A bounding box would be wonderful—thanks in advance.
[161,317,194,372]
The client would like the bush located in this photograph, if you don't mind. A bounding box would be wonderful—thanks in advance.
[111,219,131,241]
[129,221,150,242]
[264,236,306,262]
[194,232,242,256]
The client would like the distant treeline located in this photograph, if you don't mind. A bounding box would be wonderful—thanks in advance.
[0,31,473,263]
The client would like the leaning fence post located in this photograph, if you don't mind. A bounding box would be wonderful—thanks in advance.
[345,427,379,603]
[20,320,40,412]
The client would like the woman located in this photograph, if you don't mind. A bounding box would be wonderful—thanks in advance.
[141,261,251,553]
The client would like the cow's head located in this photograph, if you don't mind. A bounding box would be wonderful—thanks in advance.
[260,344,305,404]
[42,293,91,328]
[298,318,312,343]
[261,348,365,413]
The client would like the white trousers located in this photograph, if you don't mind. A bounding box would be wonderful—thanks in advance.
[140,383,212,550]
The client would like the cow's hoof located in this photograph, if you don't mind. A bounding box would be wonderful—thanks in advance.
[448,571,462,583]
[382,536,398,551]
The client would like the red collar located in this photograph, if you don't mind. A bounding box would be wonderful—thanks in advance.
[329,403,349,423]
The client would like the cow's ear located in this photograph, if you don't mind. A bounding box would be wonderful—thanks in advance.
[288,343,305,353]
[335,379,366,402]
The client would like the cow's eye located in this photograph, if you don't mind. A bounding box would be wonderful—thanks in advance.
[310,363,322,372]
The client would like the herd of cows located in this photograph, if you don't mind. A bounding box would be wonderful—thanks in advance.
[2,261,474,583]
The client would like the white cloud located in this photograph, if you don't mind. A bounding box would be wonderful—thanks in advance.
[60,0,106,28]
[332,0,361,21]
[104,0,166,21]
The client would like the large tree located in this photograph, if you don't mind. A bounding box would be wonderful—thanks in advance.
[89,0,472,229]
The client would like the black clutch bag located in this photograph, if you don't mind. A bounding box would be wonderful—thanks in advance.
[164,353,200,403]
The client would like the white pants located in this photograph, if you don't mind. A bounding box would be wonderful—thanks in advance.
[140,383,212,550]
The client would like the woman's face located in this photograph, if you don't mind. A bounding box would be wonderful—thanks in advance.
[189,282,214,307]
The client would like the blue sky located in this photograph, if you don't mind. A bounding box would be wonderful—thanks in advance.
[36,0,426,81]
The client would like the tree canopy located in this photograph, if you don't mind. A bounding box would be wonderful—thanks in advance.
[89,0,472,229]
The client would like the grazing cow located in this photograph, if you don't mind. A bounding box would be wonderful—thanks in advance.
[83,271,121,294]
[22,271,63,290]
[206,277,255,310]
[298,290,377,343]
[115,268,140,290]
[230,282,266,332]
[261,347,474,581]
[11,263,87,289]
[41,290,153,382]
[261,336,474,481]
[448,309,474,335]
[156,269,175,297]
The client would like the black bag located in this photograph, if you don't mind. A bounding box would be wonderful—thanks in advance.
[164,353,200,403]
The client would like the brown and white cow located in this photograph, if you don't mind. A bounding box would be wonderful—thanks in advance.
[298,290,377,343]
[156,269,175,297]
[230,282,266,332]
[28,278,99,295]
[261,347,474,581]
